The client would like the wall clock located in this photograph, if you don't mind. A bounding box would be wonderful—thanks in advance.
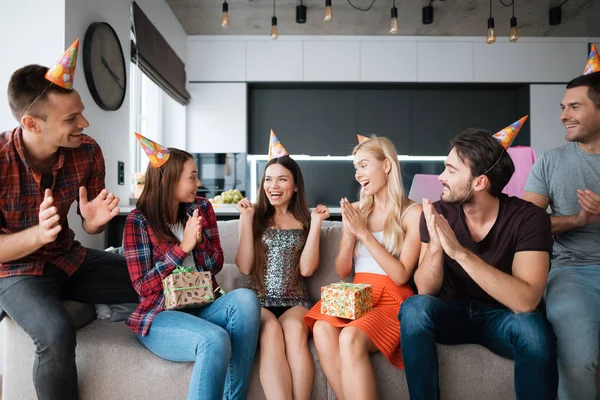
[83,22,127,111]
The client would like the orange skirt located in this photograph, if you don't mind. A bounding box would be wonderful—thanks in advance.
[304,272,414,369]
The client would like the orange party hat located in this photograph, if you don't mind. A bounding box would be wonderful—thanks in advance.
[268,130,289,160]
[45,39,79,89]
[357,134,371,144]
[584,43,600,75]
[135,132,171,168]
[493,116,528,150]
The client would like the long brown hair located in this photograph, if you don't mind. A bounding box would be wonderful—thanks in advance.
[251,156,311,293]
[137,148,195,243]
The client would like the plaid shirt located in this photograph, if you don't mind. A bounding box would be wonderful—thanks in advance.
[0,127,105,277]
[123,197,224,336]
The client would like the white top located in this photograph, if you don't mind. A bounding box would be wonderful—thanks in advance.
[353,202,419,276]
[169,223,196,269]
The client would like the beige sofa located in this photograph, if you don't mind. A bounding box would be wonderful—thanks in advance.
[2,220,521,399]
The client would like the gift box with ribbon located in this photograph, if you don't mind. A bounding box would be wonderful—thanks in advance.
[320,282,373,320]
[163,266,215,310]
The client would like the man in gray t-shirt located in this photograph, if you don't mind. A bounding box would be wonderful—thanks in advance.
[524,70,600,400]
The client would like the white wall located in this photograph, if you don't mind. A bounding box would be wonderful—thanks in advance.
[0,0,65,129]
[0,0,186,376]
[0,0,67,378]
[63,0,187,250]
[530,85,569,156]
[163,94,187,149]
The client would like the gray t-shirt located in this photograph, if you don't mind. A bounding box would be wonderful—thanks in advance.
[525,142,600,267]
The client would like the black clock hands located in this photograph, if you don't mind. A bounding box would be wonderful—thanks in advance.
[101,56,125,92]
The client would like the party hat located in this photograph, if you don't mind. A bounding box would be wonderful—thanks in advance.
[45,39,79,89]
[135,132,171,168]
[268,130,289,160]
[357,134,371,144]
[493,116,528,150]
[584,44,600,75]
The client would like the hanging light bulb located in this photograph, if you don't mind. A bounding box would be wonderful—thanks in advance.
[270,0,278,40]
[486,0,496,44]
[389,0,399,34]
[324,0,333,22]
[271,16,279,40]
[221,1,229,27]
[486,18,496,43]
[509,17,518,42]
[509,1,519,42]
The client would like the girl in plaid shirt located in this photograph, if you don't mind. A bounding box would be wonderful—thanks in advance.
[123,146,261,400]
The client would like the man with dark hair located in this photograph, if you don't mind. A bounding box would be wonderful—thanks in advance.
[524,69,600,399]
[0,56,137,397]
[399,127,557,400]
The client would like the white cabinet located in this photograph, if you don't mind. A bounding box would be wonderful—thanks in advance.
[186,36,591,84]
[474,41,586,82]
[360,41,417,82]
[246,41,303,81]
[417,42,474,82]
[187,40,246,81]
[186,83,247,153]
[303,41,360,81]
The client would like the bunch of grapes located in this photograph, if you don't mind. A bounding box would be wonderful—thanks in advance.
[211,189,243,205]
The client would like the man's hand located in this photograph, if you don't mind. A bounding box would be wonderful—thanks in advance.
[37,189,62,245]
[435,213,466,261]
[79,187,120,231]
[575,189,600,227]
[423,198,442,253]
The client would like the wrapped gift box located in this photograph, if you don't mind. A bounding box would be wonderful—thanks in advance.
[320,282,373,320]
[163,268,214,310]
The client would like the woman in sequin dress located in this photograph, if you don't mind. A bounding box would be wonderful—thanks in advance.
[304,135,422,400]
[236,155,330,400]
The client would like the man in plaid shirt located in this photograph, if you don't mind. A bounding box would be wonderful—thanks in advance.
[0,65,138,399]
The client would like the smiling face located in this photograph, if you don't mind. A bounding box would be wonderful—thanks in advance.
[438,148,475,204]
[173,158,201,204]
[33,90,89,149]
[262,163,297,207]
[353,149,390,196]
[561,85,600,144]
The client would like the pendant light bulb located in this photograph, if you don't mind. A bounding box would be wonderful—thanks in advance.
[509,17,519,42]
[270,16,279,40]
[324,0,333,22]
[486,17,496,44]
[221,1,229,27]
[390,6,399,34]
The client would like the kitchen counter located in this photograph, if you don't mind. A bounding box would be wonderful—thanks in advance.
[118,205,343,216]
[109,205,342,248]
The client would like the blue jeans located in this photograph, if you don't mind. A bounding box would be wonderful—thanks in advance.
[137,289,261,400]
[399,295,557,400]
[546,265,600,400]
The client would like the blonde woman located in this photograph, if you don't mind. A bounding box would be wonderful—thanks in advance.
[304,135,422,400]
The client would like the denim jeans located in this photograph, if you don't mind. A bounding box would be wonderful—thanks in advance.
[546,265,600,400]
[0,248,139,400]
[137,288,261,400]
[399,295,558,400]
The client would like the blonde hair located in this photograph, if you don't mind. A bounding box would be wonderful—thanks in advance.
[352,135,411,258]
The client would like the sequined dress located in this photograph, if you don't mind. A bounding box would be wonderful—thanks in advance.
[247,228,312,309]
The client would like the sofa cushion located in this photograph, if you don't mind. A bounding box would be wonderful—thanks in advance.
[2,317,329,400]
